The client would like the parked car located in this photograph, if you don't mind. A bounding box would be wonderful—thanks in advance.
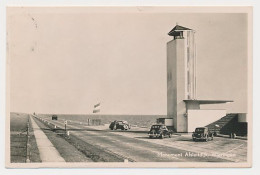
[192,127,214,142]
[109,120,131,130]
[51,115,58,120]
[148,124,173,139]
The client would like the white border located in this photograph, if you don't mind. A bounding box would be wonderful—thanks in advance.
[1,0,259,175]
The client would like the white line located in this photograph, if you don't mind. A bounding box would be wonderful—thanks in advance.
[225,144,244,154]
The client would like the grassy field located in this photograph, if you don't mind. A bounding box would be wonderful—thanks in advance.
[38,114,165,127]
[10,113,29,132]
[10,112,41,163]
[62,133,125,162]
[10,113,29,162]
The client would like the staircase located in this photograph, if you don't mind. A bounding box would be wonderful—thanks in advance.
[206,113,247,136]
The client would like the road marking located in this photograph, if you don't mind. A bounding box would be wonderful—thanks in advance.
[225,144,244,154]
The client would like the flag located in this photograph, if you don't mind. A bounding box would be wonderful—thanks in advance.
[94,103,100,108]
[93,109,100,113]
[93,102,101,113]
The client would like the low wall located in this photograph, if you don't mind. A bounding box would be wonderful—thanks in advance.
[238,113,247,123]
[187,109,226,132]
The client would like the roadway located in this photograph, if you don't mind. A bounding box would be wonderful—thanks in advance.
[33,116,246,162]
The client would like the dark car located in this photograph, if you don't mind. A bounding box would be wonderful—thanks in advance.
[192,127,214,142]
[148,124,173,139]
[109,120,131,130]
[52,115,58,120]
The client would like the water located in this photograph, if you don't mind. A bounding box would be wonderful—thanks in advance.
[38,114,166,128]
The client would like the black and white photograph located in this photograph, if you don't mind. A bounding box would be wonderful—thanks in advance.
[5,6,252,168]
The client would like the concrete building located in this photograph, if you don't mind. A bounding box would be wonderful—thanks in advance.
[167,25,233,132]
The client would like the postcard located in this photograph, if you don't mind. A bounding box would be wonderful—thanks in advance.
[6,6,252,168]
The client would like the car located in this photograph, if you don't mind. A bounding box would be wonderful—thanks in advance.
[148,124,173,139]
[192,127,214,142]
[52,115,58,120]
[109,120,131,130]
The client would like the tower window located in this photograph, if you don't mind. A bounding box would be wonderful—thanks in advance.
[174,31,184,40]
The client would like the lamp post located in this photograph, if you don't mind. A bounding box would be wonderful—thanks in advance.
[64,120,67,132]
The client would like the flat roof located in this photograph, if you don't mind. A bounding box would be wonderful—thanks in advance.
[183,99,233,105]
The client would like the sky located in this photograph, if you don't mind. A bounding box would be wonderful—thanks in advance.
[7,7,248,114]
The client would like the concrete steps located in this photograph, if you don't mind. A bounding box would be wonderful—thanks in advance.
[206,114,247,136]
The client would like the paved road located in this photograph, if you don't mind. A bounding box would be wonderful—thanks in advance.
[36,116,232,162]
[105,126,247,162]
[30,115,65,162]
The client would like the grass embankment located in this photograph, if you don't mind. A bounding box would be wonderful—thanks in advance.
[35,117,125,162]
[10,113,41,163]
[62,134,125,162]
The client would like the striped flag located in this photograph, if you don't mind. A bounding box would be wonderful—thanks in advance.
[93,109,100,113]
[93,102,101,113]
[94,103,100,108]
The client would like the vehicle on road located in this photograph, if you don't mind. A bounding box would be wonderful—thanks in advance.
[192,127,214,142]
[148,124,173,139]
[109,120,131,130]
[52,115,58,120]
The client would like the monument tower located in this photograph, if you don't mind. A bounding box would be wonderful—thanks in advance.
[167,25,232,132]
